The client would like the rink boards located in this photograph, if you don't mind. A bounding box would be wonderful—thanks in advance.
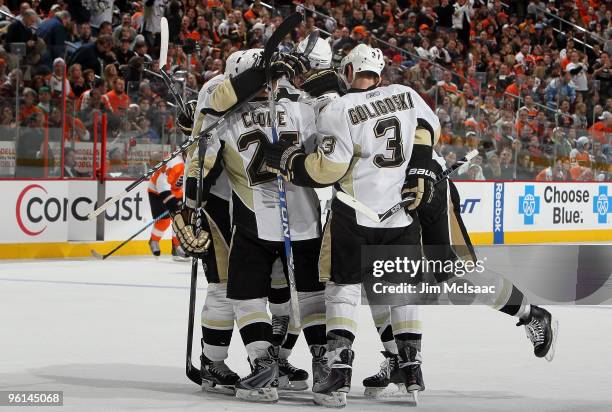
[0,179,610,258]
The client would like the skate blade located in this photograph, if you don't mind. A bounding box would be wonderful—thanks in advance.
[545,319,559,362]
[202,380,235,395]
[278,376,309,391]
[235,387,278,403]
[364,383,407,398]
[313,391,347,408]
[172,256,191,262]
[409,389,419,405]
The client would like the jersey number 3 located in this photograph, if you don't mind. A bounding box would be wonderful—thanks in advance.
[373,117,405,168]
[237,130,299,186]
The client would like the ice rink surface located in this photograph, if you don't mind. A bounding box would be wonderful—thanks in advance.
[1,256,611,412]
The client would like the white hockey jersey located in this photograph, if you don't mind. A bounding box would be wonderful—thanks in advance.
[203,98,321,241]
[315,84,440,228]
[187,74,231,202]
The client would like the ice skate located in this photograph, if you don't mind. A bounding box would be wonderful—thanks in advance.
[398,345,424,404]
[363,351,406,398]
[312,347,353,408]
[310,344,329,386]
[200,354,239,395]
[171,244,190,262]
[235,346,279,402]
[517,305,558,361]
[278,358,308,391]
[148,239,160,256]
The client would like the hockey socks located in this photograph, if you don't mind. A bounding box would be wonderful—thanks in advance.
[497,281,531,320]
[200,283,234,362]
[233,298,272,361]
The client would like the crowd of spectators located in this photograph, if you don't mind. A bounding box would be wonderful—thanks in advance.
[0,0,609,180]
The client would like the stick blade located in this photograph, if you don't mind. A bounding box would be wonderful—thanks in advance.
[335,192,381,223]
[160,17,169,68]
[302,29,320,57]
[186,362,202,385]
[465,149,479,161]
[88,189,127,220]
[263,12,303,64]
[91,249,105,260]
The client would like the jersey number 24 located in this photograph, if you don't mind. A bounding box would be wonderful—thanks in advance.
[237,130,299,186]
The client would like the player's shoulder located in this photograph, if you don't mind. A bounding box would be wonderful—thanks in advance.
[279,97,314,115]
[166,156,184,168]
[204,74,227,92]
[381,83,415,96]
[321,92,350,113]
[197,74,225,101]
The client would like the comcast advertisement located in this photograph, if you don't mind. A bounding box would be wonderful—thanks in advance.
[2,181,154,243]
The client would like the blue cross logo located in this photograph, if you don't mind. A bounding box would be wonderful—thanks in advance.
[519,185,540,225]
[593,186,611,224]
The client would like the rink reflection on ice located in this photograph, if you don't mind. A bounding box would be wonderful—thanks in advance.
[1,256,611,411]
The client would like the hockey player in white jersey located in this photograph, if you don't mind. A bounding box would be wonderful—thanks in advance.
[174,50,314,394]
[362,147,558,396]
[177,49,327,402]
[264,44,434,407]
[292,37,419,400]
[177,70,238,394]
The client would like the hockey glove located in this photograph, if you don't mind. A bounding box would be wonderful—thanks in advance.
[263,139,304,180]
[177,100,197,136]
[402,166,437,212]
[160,190,182,215]
[268,53,310,81]
[171,207,211,257]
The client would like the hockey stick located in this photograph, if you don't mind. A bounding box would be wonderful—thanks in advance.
[265,16,316,329]
[336,149,479,223]
[159,17,169,69]
[183,12,305,385]
[185,135,207,386]
[87,18,306,221]
[159,17,189,117]
[90,210,170,260]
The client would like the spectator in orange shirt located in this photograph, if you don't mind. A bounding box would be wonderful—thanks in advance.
[519,95,539,121]
[103,78,130,114]
[180,16,200,42]
[436,70,459,95]
[20,88,43,123]
[536,159,571,181]
[504,78,520,98]
[570,163,594,181]
[243,2,263,22]
[589,111,612,144]
[439,122,453,145]
[571,136,593,167]
[515,108,538,140]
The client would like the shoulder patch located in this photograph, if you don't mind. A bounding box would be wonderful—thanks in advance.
[321,136,336,155]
